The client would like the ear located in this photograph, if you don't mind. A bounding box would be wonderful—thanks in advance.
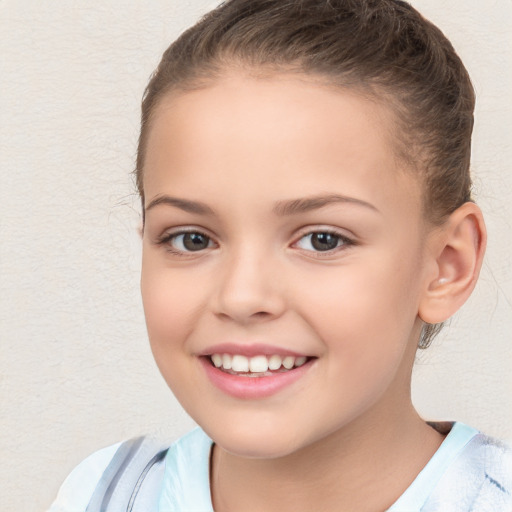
[419,202,486,324]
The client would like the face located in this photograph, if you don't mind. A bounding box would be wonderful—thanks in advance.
[141,74,432,458]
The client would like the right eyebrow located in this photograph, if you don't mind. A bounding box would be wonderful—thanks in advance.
[145,195,215,215]
[273,193,379,216]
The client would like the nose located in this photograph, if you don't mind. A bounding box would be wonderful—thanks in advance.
[212,250,286,324]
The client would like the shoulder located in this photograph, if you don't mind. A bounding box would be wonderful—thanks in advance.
[47,430,210,512]
[425,426,512,511]
[47,437,169,512]
[47,441,122,512]
[390,423,512,512]
[466,433,512,496]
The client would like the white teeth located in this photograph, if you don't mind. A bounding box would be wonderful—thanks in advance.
[295,356,307,367]
[282,356,295,369]
[249,355,269,373]
[211,354,222,367]
[222,354,232,370]
[231,355,249,372]
[210,353,309,373]
[268,355,282,370]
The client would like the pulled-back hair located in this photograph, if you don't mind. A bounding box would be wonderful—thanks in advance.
[136,0,476,347]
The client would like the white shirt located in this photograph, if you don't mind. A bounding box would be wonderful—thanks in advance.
[48,423,512,511]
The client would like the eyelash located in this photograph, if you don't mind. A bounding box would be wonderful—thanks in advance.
[155,228,356,257]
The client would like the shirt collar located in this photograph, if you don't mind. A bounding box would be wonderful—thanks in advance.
[159,427,215,512]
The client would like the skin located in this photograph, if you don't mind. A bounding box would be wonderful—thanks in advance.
[140,73,482,511]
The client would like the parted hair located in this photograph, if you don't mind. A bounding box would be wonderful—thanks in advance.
[136,0,476,347]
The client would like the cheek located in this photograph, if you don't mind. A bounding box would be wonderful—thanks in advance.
[140,264,206,401]
[141,262,203,351]
[291,253,422,355]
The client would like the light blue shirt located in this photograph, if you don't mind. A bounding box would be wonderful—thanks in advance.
[48,423,512,511]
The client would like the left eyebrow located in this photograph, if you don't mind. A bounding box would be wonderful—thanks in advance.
[145,195,215,215]
[273,194,379,216]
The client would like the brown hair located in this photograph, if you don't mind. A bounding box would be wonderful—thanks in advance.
[136,0,476,347]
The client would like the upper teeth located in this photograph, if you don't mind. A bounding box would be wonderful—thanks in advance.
[211,354,307,373]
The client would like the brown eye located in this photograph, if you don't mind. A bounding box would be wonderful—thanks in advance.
[168,232,213,252]
[295,231,352,252]
[310,233,340,251]
[182,233,210,251]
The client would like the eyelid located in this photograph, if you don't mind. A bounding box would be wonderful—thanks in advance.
[154,226,195,240]
[292,225,356,241]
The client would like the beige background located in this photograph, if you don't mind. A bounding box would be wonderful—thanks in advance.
[0,1,510,510]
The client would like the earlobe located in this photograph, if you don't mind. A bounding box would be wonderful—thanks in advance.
[419,202,486,324]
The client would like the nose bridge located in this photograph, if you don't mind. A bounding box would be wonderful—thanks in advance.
[213,241,285,322]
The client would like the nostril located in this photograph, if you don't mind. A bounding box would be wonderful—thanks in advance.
[253,311,271,318]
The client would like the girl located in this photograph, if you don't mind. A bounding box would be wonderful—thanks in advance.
[49,0,511,510]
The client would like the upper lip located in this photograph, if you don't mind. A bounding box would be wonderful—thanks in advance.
[198,343,311,358]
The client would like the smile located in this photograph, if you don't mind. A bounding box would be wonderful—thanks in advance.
[210,354,308,376]
[200,349,315,399]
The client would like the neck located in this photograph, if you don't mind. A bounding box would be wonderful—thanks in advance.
[210,402,444,512]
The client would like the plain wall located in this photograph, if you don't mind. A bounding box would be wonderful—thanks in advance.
[0,1,510,510]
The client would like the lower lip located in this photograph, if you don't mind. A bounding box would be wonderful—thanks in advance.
[199,357,314,399]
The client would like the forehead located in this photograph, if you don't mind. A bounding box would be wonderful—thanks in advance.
[143,73,421,217]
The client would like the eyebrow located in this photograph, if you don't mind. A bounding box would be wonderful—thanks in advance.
[145,195,215,215]
[144,193,378,217]
[273,194,379,216]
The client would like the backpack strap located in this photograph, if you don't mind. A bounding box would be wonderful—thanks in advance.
[126,448,168,512]
[86,437,169,512]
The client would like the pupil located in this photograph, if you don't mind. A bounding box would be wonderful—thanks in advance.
[311,233,339,251]
[183,233,209,251]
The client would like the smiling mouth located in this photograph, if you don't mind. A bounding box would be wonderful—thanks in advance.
[208,353,312,377]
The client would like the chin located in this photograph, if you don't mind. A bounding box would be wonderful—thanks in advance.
[202,419,309,459]
[220,435,300,459]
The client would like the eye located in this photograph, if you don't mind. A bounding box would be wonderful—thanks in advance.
[294,231,351,252]
[161,231,215,253]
